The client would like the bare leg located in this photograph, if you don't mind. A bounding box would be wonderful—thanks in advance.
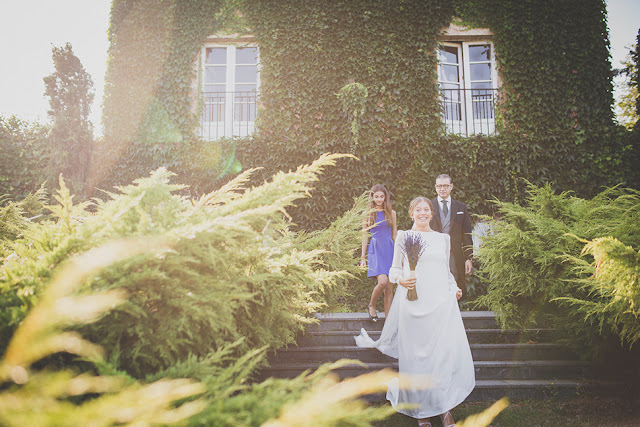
[368,275,388,317]
[440,411,456,427]
[381,277,393,318]
[417,418,432,427]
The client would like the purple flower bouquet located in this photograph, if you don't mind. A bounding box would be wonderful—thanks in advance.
[401,232,428,301]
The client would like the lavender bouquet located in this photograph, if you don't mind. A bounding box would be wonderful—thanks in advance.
[401,232,428,301]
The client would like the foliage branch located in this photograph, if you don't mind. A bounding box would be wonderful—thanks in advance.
[0,116,49,200]
[559,236,640,350]
[336,82,369,145]
[0,237,400,426]
[475,183,640,359]
[0,153,367,377]
[1,154,453,425]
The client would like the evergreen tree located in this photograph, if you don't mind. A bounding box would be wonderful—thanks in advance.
[632,29,640,121]
[618,29,640,187]
[0,116,49,199]
[615,30,639,129]
[476,183,640,359]
[43,43,94,196]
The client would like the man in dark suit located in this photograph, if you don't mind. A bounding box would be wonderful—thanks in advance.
[430,174,473,298]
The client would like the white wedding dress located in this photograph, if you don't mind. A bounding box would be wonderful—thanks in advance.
[355,230,475,419]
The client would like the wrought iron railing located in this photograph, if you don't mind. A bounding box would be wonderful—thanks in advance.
[439,87,499,136]
[199,88,498,139]
[199,91,259,140]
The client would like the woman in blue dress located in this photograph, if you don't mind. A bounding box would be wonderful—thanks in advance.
[360,184,397,321]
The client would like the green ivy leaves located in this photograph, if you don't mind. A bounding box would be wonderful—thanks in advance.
[98,0,631,231]
[336,82,368,146]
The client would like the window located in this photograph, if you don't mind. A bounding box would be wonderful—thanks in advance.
[200,45,259,140]
[438,42,497,136]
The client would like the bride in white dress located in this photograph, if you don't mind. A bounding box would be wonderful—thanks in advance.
[355,197,475,427]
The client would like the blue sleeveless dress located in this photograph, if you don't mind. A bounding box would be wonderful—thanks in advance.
[367,211,394,277]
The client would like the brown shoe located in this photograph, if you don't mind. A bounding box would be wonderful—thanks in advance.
[417,419,432,427]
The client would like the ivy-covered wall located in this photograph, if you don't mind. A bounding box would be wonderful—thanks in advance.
[99,0,633,230]
[455,0,623,187]
[235,0,628,229]
[91,0,237,195]
[238,0,454,229]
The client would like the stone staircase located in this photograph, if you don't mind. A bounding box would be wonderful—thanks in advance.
[261,311,596,400]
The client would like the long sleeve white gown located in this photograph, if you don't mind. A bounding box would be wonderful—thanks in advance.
[355,230,475,419]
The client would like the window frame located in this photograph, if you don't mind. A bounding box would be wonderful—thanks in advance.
[437,40,498,136]
[200,43,260,140]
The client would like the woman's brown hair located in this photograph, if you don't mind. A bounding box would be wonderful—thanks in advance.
[367,184,394,228]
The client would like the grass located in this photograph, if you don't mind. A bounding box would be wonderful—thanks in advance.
[370,389,640,426]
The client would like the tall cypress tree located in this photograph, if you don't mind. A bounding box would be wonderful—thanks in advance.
[632,30,640,121]
[43,43,94,196]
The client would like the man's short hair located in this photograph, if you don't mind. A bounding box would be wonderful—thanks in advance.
[436,174,452,184]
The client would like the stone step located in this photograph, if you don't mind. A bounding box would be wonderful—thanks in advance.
[270,343,577,364]
[356,379,594,403]
[261,360,592,381]
[311,311,498,332]
[298,328,555,346]
[470,379,589,401]
[259,311,594,401]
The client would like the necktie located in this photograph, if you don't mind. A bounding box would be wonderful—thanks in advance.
[442,200,449,217]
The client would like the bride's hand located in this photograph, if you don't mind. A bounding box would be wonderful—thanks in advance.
[399,277,416,290]
[456,287,462,300]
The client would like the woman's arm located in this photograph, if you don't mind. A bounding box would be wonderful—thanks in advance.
[360,219,369,267]
[391,210,397,241]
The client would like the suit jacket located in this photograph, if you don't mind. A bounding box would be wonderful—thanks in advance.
[430,197,473,292]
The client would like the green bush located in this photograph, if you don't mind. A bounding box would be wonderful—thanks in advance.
[1,154,368,377]
[1,154,426,426]
[1,155,510,426]
[0,185,47,261]
[0,116,49,200]
[560,237,640,350]
[0,239,209,427]
[476,183,640,359]
[0,237,399,426]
